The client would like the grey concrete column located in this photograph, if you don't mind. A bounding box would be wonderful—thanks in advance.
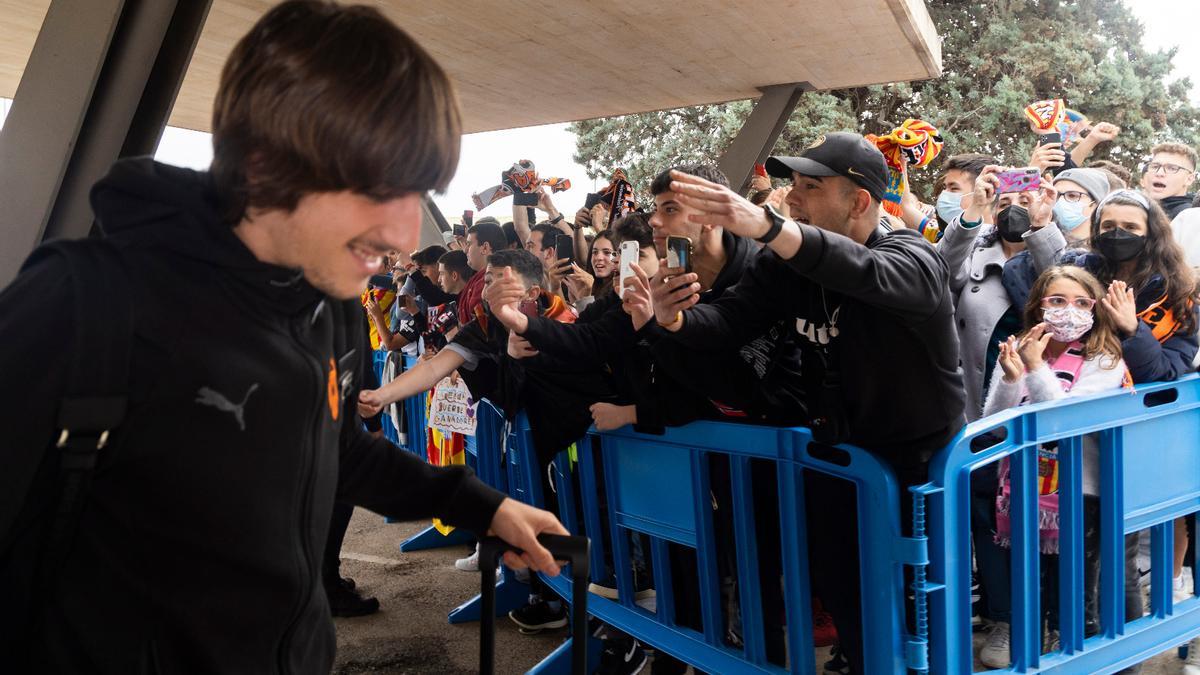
[0,0,211,287]
[718,83,809,195]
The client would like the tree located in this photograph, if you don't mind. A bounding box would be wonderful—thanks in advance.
[571,0,1200,201]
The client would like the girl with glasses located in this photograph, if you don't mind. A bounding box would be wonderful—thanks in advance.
[982,266,1128,663]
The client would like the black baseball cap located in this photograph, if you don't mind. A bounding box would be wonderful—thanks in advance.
[765,132,889,202]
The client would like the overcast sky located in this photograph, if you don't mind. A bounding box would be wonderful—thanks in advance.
[3,0,1196,221]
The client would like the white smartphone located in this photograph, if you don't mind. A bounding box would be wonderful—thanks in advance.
[618,240,640,299]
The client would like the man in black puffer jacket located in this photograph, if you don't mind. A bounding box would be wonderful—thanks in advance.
[0,3,566,673]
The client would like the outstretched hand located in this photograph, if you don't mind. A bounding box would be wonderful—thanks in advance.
[667,170,771,240]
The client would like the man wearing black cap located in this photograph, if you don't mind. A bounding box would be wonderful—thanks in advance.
[625,132,964,674]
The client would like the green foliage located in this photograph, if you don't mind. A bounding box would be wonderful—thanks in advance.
[570,0,1200,200]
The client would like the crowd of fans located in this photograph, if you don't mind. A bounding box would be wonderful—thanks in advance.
[349,111,1200,674]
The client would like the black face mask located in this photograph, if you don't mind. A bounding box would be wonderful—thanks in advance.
[996,205,1031,243]
[1094,228,1147,262]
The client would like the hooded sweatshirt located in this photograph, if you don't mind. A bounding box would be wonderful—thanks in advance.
[0,159,504,674]
[667,225,964,464]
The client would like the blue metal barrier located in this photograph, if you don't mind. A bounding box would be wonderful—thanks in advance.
[921,374,1200,674]
[503,414,925,674]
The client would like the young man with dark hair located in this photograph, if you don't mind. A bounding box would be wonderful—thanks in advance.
[460,219,508,325]
[932,152,999,228]
[1140,142,1198,219]
[626,132,964,674]
[0,3,565,672]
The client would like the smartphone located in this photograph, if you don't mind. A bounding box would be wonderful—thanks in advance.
[754,163,768,178]
[665,236,693,273]
[554,234,574,264]
[584,192,603,210]
[996,168,1041,194]
[1038,132,1062,146]
[518,299,539,319]
[462,210,474,228]
[618,240,640,299]
[513,191,539,206]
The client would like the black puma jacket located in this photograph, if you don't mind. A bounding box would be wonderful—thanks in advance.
[0,159,505,673]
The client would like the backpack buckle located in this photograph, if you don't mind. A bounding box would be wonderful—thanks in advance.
[56,428,111,450]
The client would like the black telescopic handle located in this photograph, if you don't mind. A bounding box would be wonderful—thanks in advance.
[479,534,591,674]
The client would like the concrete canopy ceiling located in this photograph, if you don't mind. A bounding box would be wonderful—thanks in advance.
[1,0,940,134]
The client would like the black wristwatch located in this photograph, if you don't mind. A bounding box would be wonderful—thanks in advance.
[758,204,786,244]
[549,213,565,226]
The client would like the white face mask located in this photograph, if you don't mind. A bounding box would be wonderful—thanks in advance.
[936,191,965,224]
[1042,306,1094,343]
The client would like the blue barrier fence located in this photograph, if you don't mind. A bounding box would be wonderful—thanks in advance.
[376,342,1200,673]
[922,374,1200,674]
[508,416,922,674]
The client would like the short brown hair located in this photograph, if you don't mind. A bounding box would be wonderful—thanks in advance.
[1150,143,1198,170]
[942,153,996,180]
[211,1,461,223]
[1085,160,1130,189]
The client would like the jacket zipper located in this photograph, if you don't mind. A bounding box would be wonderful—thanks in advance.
[276,325,326,674]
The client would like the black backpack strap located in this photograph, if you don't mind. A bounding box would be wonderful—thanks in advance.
[33,240,134,580]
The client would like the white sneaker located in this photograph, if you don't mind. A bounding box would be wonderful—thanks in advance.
[979,622,1011,669]
[1178,574,1196,604]
[1184,635,1200,674]
[454,547,479,572]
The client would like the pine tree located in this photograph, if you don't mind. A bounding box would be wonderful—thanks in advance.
[570,0,1200,200]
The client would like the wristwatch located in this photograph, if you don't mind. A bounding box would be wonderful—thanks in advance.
[549,213,564,225]
[758,204,786,244]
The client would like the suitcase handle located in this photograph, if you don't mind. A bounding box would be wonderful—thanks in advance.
[479,534,591,674]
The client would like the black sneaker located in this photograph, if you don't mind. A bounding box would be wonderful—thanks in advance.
[339,576,357,592]
[823,644,850,674]
[508,598,567,633]
[597,637,647,675]
[326,581,380,617]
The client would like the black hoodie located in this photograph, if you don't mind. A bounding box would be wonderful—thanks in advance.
[1161,194,1196,221]
[668,224,964,464]
[0,159,504,674]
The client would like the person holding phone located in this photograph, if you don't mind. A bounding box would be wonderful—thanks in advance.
[626,133,963,675]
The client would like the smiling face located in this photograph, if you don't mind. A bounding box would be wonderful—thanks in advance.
[1140,152,1197,199]
[271,190,421,299]
[590,236,616,278]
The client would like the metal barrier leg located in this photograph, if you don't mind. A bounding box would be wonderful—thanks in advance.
[399,524,473,552]
[449,565,529,624]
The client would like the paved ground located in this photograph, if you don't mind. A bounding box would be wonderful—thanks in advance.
[331,508,1188,674]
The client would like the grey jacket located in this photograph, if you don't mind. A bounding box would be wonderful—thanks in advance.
[939,216,1013,421]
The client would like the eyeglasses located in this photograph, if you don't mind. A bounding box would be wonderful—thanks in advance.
[1041,295,1097,311]
[1057,191,1094,204]
[1146,162,1193,176]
